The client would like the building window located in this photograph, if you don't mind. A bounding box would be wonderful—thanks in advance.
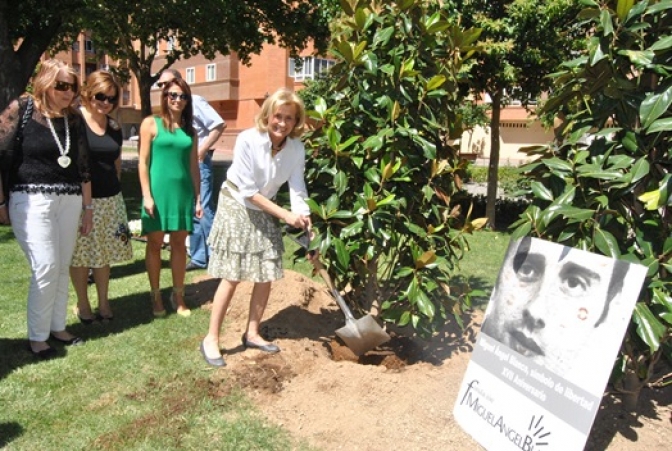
[186,67,195,84]
[289,57,334,81]
[72,41,80,52]
[165,37,175,54]
[85,39,94,53]
[206,64,216,82]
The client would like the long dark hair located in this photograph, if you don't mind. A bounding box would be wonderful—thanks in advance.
[160,78,194,136]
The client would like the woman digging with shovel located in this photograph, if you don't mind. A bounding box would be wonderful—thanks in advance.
[199,88,316,367]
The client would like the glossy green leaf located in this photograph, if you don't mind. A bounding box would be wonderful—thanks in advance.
[646,117,672,134]
[600,8,614,35]
[554,205,595,221]
[415,289,435,319]
[616,0,635,22]
[340,221,363,239]
[543,158,573,173]
[354,7,368,30]
[334,170,348,196]
[593,227,620,258]
[630,158,650,184]
[649,35,672,52]
[633,303,665,351]
[640,86,672,129]
[530,181,554,201]
[334,239,350,272]
[426,75,446,91]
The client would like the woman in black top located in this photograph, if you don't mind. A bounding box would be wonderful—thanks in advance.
[0,59,92,358]
[70,71,133,323]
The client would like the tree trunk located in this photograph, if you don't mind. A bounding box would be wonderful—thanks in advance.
[138,72,154,118]
[622,368,642,412]
[0,9,60,112]
[486,91,502,228]
[366,259,380,317]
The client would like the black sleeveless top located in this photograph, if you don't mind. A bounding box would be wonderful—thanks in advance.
[84,118,123,198]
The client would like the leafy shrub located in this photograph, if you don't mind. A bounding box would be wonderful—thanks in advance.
[301,0,484,335]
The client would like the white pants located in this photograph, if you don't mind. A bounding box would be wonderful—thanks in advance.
[9,191,82,341]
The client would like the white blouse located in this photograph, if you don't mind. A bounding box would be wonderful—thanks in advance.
[224,128,310,215]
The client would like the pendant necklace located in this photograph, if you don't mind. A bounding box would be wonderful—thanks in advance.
[46,115,71,168]
[271,137,287,156]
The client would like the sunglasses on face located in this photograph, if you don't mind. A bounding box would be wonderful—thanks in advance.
[156,80,173,89]
[54,80,78,93]
[166,92,188,101]
[93,92,118,104]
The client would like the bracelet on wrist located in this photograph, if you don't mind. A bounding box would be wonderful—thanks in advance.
[83,204,94,210]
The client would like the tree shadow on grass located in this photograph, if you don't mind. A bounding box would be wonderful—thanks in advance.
[0,289,172,382]
[0,225,15,243]
[0,422,23,448]
[449,273,494,310]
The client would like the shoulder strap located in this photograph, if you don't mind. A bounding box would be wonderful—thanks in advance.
[14,97,33,148]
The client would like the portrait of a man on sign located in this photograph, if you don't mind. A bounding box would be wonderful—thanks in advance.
[481,237,635,392]
[453,237,647,451]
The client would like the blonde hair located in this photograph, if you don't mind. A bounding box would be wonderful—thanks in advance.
[31,59,79,117]
[255,88,306,139]
[80,70,120,111]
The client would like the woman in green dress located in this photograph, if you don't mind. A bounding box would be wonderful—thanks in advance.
[138,77,202,317]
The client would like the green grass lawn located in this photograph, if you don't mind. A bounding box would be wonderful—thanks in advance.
[0,169,509,449]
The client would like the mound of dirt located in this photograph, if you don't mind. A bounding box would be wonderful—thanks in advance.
[189,270,671,451]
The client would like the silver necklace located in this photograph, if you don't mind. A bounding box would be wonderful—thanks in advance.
[46,115,71,168]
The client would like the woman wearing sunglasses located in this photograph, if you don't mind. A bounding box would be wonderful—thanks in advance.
[69,71,134,324]
[0,59,92,359]
[138,78,202,317]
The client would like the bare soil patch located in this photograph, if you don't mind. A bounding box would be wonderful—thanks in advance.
[189,270,671,451]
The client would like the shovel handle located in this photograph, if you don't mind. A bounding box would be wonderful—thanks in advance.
[312,259,356,321]
[285,226,356,321]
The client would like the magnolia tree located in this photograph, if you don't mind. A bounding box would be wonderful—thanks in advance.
[512,0,672,408]
[301,0,485,336]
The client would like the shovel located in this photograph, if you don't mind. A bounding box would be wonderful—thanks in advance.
[286,228,390,356]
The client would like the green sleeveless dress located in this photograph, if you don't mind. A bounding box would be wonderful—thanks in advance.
[140,117,195,234]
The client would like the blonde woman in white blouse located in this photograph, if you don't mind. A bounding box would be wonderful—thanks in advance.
[199,88,316,367]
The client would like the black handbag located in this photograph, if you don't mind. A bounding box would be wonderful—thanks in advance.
[1,97,33,197]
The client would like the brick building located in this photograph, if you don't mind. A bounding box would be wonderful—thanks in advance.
[50,33,554,163]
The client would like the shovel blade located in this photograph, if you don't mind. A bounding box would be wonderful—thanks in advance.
[336,315,391,356]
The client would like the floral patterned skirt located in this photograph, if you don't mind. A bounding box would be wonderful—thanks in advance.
[207,188,284,282]
[71,193,133,267]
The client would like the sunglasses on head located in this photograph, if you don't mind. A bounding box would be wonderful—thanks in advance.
[94,92,118,104]
[166,92,188,101]
[54,81,78,93]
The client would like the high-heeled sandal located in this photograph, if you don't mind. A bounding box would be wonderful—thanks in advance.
[151,289,166,318]
[170,287,191,317]
[73,307,97,325]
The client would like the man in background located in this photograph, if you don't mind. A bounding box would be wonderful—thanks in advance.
[156,69,225,270]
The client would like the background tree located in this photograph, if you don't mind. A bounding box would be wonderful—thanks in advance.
[0,0,337,116]
[457,0,583,228]
[301,0,485,336]
[0,0,85,111]
[82,0,335,117]
[512,0,672,408]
